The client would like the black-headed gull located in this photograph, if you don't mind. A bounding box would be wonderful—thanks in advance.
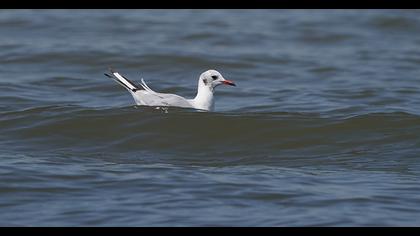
[105,68,236,112]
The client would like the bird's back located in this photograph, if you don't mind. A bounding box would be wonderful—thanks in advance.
[132,90,194,108]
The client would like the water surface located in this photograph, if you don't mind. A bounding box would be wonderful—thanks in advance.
[1,10,420,226]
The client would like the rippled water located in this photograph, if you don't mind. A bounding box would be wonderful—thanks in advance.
[1,9,420,226]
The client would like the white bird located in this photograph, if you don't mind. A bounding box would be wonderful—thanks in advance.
[105,68,236,112]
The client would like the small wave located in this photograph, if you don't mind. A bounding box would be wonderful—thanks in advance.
[2,105,420,164]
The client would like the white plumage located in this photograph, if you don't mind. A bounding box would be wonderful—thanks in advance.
[105,68,236,112]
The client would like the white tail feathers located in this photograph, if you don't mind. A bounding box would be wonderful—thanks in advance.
[140,78,156,93]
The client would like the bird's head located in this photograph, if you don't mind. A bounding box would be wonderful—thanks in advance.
[199,70,236,91]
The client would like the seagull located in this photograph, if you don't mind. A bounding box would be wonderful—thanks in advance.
[105,68,236,112]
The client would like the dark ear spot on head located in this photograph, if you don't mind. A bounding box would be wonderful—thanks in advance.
[203,78,208,85]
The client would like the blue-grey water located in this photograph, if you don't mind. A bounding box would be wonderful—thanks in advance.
[1,9,420,226]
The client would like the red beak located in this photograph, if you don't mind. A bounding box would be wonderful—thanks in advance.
[222,80,236,86]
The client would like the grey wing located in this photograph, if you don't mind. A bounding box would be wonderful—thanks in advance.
[132,79,193,108]
[134,91,193,108]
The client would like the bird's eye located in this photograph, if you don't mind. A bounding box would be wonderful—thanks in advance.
[211,75,218,80]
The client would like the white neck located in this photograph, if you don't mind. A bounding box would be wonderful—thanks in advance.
[191,79,215,111]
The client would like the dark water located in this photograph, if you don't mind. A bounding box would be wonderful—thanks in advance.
[1,9,420,226]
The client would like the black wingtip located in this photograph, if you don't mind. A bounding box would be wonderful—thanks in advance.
[104,73,112,78]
